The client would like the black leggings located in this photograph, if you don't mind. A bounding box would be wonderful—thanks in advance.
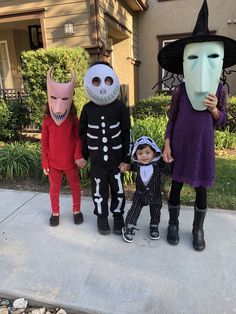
[168,180,207,209]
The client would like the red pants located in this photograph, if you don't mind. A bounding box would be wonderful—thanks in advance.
[49,167,81,215]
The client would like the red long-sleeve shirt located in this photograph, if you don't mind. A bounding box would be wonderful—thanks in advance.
[41,115,82,170]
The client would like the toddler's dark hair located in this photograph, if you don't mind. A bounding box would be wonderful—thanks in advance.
[134,144,159,158]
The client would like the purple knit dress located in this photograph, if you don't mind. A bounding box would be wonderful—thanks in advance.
[165,83,227,188]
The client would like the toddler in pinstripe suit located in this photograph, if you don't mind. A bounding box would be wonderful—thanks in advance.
[122,136,170,243]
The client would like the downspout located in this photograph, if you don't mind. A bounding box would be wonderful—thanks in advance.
[93,0,106,58]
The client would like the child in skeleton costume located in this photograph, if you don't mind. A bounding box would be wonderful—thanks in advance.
[158,0,236,251]
[41,69,83,227]
[78,62,132,235]
[122,136,170,243]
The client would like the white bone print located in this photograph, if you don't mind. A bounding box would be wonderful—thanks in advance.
[95,197,103,214]
[113,197,123,213]
[114,173,123,194]
[94,178,101,197]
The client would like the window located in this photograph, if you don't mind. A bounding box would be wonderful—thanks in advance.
[28,25,43,50]
[0,41,11,89]
[161,39,183,90]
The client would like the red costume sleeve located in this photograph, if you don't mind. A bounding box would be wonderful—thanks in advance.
[73,116,82,161]
[41,118,49,169]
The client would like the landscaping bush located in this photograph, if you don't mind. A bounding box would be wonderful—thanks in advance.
[0,100,11,139]
[227,95,236,133]
[0,142,41,180]
[132,93,171,119]
[21,46,89,127]
[0,100,30,140]
[132,116,168,148]
[6,100,31,139]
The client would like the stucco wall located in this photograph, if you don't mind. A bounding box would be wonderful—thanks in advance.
[138,0,236,99]
[0,0,92,48]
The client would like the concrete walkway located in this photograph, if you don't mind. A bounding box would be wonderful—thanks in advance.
[0,188,236,314]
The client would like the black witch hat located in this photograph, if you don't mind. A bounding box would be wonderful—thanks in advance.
[158,0,236,75]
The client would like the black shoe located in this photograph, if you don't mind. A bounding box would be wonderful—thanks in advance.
[50,215,59,227]
[113,216,124,235]
[149,225,160,240]
[97,216,110,235]
[167,224,179,245]
[122,226,139,243]
[74,212,84,225]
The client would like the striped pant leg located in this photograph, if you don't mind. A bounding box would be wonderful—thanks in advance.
[125,195,143,228]
[149,202,162,226]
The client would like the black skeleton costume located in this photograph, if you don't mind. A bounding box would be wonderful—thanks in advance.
[79,63,132,224]
[123,136,170,242]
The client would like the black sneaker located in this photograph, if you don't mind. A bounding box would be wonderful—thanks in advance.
[50,215,59,227]
[74,212,84,225]
[97,216,110,235]
[113,216,124,235]
[149,224,160,240]
[122,226,138,243]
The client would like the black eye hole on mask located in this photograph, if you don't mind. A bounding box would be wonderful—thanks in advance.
[208,53,219,58]
[51,96,57,99]
[105,76,113,86]
[188,55,198,60]
[92,77,101,86]
[62,97,69,101]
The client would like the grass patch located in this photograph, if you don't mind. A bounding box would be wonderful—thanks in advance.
[163,152,236,210]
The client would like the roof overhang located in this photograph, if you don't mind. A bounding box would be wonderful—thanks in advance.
[125,0,148,11]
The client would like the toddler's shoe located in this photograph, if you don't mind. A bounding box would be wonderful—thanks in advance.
[113,215,124,235]
[97,216,110,235]
[50,215,59,227]
[149,224,160,240]
[74,212,84,225]
[122,226,138,243]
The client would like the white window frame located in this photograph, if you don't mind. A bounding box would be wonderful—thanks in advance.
[0,40,12,89]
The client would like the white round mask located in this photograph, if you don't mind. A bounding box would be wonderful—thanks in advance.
[183,41,224,111]
[84,64,120,105]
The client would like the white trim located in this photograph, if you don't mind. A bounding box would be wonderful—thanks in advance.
[0,41,13,89]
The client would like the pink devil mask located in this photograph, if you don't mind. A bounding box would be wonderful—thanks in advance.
[47,68,75,126]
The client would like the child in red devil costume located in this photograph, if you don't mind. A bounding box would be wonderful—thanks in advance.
[41,69,83,226]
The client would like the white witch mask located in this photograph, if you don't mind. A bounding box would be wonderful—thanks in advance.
[84,64,120,105]
[47,69,75,126]
[183,41,224,111]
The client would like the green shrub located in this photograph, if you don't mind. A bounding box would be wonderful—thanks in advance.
[0,142,41,180]
[227,95,236,133]
[215,128,236,150]
[21,46,89,127]
[5,100,31,139]
[0,100,11,139]
[133,93,171,119]
[132,116,168,148]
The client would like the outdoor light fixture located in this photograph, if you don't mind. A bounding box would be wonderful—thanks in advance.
[64,22,74,35]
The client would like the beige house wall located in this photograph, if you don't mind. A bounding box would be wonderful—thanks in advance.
[138,0,236,99]
[0,0,146,105]
[0,0,92,48]
[99,0,140,105]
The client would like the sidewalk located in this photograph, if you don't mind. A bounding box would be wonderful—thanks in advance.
[0,188,236,314]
